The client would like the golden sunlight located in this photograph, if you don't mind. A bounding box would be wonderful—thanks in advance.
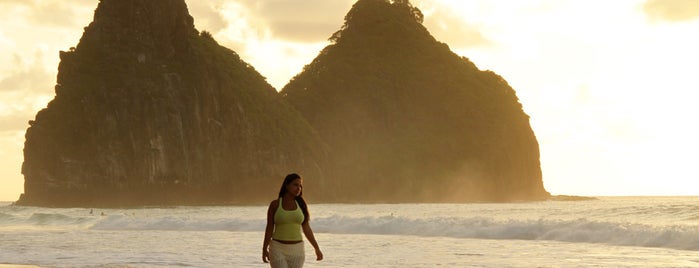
[0,0,698,201]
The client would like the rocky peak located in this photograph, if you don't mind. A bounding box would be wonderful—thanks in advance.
[18,0,326,207]
[282,0,549,202]
[82,0,194,56]
[330,0,426,43]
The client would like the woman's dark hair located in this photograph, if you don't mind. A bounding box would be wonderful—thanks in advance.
[278,173,309,224]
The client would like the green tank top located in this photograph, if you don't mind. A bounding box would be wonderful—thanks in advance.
[272,198,304,241]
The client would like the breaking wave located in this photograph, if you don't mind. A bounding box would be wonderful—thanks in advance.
[313,215,699,251]
[82,213,699,251]
[3,200,697,252]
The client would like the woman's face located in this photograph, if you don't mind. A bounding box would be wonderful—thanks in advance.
[285,178,303,197]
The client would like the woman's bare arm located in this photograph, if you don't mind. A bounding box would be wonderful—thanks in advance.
[302,221,323,261]
[262,200,277,263]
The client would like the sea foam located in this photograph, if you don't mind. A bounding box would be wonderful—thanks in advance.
[4,198,698,252]
[313,215,699,251]
[79,213,699,251]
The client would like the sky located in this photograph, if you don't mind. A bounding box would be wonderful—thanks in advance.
[1,0,699,201]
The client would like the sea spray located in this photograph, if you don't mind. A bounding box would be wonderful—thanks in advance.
[80,212,699,251]
[3,197,698,252]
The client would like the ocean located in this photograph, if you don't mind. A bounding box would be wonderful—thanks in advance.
[0,196,697,267]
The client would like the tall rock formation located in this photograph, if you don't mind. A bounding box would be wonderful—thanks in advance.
[18,0,326,207]
[281,0,549,202]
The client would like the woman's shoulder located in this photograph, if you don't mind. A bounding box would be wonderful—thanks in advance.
[269,199,280,208]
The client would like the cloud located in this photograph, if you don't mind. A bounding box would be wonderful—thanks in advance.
[241,0,353,41]
[191,0,494,89]
[29,1,92,28]
[414,0,493,49]
[187,0,228,33]
[0,0,94,28]
[228,0,489,45]
[0,30,13,47]
[0,0,26,7]
[422,9,491,48]
[644,0,699,22]
[0,89,52,133]
[0,52,54,94]
[0,113,31,132]
[253,1,353,42]
[194,0,489,48]
[0,51,54,133]
[267,20,344,42]
[0,88,51,133]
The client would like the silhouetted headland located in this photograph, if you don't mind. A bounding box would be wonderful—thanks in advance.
[18,0,549,207]
[281,0,549,202]
[18,0,326,207]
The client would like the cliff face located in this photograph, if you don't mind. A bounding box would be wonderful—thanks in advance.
[281,0,549,202]
[19,0,549,206]
[18,0,326,207]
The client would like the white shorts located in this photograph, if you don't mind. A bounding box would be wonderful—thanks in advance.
[269,240,305,268]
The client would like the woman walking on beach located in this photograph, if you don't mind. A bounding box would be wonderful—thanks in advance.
[262,173,323,267]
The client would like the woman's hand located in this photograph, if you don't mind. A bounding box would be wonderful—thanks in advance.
[262,249,270,263]
[315,248,324,261]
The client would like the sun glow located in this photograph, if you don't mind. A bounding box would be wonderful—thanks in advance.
[0,0,698,201]
[420,0,699,196]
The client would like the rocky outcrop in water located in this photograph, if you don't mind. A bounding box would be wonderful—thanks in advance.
[281,0,549,202]
[18,0,326,207]
[19,0,548,207]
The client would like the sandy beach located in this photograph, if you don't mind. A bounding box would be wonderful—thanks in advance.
[0,265,41,268]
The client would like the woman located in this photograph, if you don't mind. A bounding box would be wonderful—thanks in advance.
[262,173,323,267]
